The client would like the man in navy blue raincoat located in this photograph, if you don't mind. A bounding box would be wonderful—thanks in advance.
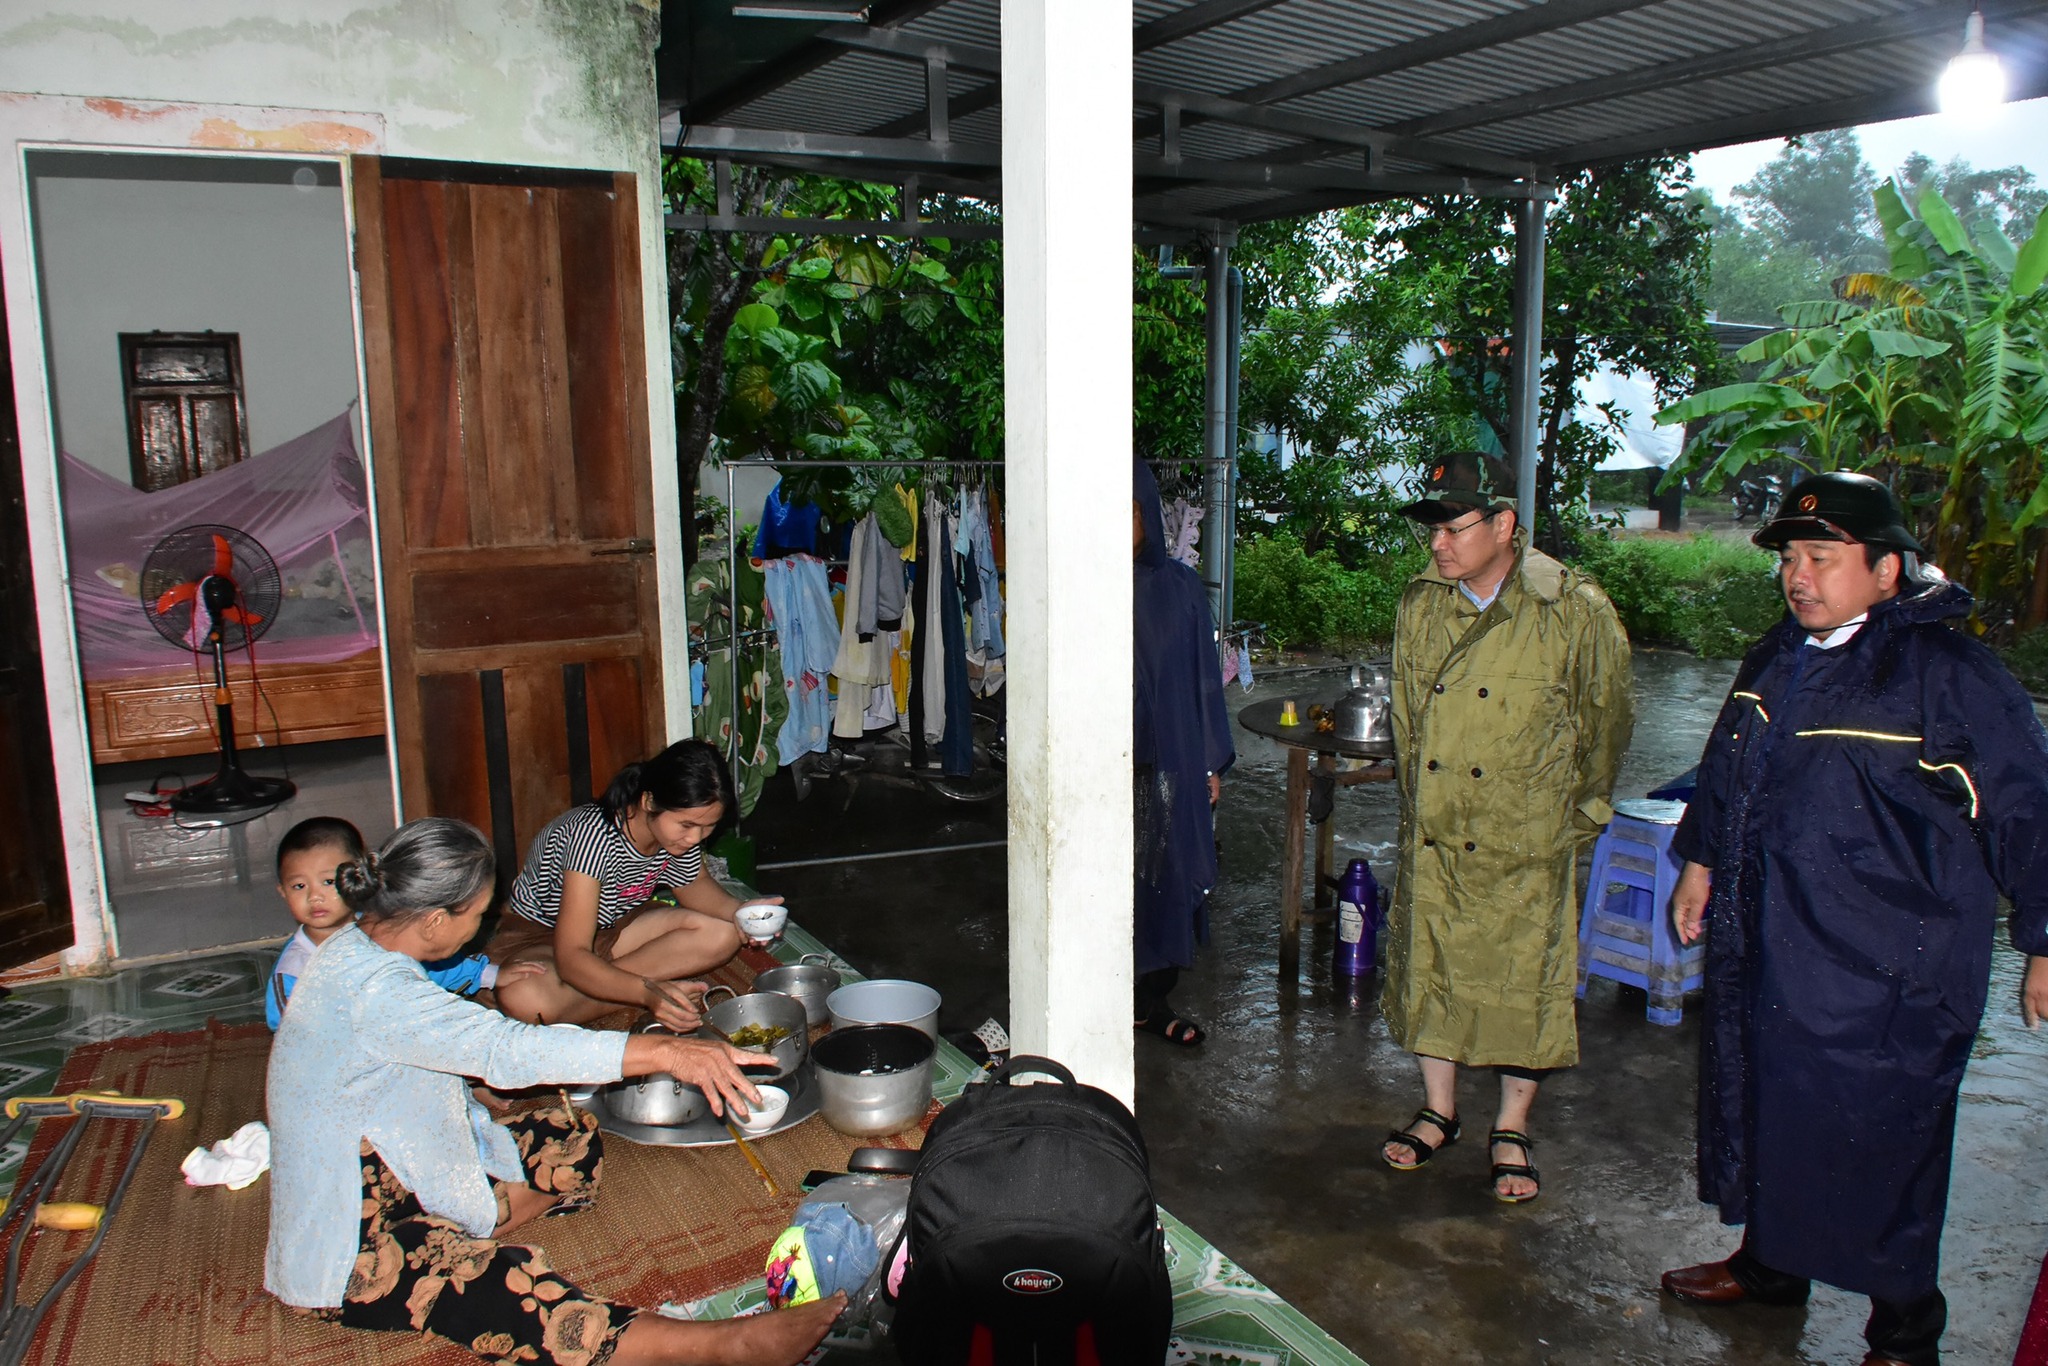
[1660,472,2048,1366]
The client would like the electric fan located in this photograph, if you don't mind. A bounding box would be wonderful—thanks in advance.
[138,523,296,814]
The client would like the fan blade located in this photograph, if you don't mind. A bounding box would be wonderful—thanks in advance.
[212,534,234,580]
[152,582,200,616]
[220,605,265,628]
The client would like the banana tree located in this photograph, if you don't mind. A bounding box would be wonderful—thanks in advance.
[1657,181,2048,626]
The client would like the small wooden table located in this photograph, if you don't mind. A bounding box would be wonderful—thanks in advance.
[1236,697,1396,973]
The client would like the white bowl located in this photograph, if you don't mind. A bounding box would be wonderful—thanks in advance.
[736,904,789,941]
[731,1084,790,1135]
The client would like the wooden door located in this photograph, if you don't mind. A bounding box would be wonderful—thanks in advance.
[0,274,74,966]
[352,158,665,884]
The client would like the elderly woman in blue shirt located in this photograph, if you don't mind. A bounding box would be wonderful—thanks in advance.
[266,817,842,1366]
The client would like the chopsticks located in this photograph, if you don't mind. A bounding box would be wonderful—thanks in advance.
[724,1120,781,1196]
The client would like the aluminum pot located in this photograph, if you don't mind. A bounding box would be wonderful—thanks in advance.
[703,985,809,1081]
[602,1024,710,1127]
[811,1024,935,1136]
[826,979,941,1039]
[752,954,844,1027]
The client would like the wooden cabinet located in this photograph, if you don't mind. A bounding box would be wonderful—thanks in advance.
[119,331,250,492]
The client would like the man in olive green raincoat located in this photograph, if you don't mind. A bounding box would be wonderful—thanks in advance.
[1378,453,1633,1204]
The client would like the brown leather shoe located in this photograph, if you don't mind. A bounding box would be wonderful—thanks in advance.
[1661,1260,1748,1305]
[1661,1258,1811,1307]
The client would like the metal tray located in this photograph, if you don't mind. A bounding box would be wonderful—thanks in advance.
[585,1064,820,1147]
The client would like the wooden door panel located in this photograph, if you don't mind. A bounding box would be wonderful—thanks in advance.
[356,156,665,878]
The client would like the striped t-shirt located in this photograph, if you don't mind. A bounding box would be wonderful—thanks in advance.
[506,804,703,929]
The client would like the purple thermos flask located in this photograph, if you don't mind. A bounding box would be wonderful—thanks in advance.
[1335,859,1379,978]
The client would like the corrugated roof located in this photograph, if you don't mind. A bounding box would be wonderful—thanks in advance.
[661,0,2048,230]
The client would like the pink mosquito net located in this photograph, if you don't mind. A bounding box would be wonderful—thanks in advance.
[63,408,380,677]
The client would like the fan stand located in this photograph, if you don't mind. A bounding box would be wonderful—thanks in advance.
[168,578,295,816]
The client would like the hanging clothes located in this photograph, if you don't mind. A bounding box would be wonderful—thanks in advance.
[1161,496,1203,569]
[687,554,784,817]
[907,494,974,776]
[761,555,838,764]
[832,516,897,739]
[958,488,1005,697]
[752,479,823,558]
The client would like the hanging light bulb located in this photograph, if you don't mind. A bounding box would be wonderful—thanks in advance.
[1937,5,2008,121]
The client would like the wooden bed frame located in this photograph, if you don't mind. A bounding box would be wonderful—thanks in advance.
[84,649,386,765]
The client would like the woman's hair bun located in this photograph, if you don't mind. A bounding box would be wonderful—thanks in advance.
[334,853,381,906]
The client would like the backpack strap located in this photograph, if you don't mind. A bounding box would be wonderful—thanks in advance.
[989,1055,1076,1087]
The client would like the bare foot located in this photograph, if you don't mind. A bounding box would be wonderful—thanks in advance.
[611,1292,846,1366]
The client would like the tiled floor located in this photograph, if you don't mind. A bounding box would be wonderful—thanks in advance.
[92,737,396,960]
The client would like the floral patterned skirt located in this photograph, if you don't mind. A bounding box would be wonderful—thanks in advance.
[332,1105,639,1365]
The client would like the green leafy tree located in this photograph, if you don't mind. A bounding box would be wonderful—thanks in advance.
[1732,128,1883,273]
[1702,194,1831,326]
[1658,180,2048,630]
[1894,152,2048,236]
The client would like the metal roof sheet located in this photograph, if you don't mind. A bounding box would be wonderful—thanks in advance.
[663,0,2048,230]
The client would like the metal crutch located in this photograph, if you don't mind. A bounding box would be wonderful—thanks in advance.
[0,1090,185,1366]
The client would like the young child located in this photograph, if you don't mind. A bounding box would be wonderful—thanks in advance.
[268,817,525,1030]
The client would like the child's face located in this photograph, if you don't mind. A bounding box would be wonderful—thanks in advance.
[278,845,354,940]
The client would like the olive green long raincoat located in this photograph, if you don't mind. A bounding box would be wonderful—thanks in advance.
[1382,535,1634,1069]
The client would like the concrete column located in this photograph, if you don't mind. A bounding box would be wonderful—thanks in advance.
[1000,0,1135,1102]
[1509,192,1548,535]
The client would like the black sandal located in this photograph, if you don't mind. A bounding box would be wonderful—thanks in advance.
[1134,1009,1205,1046]
[1383,1107,1460,1170]
[1489,1129,1540,1204]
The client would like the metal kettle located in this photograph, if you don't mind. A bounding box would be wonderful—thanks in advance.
[1330,663,1391,743]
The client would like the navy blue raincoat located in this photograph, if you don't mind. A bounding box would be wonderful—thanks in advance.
[1133,459,1235,975]
[1673,578,2048,1302]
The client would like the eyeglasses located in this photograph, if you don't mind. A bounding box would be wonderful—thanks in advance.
[1407,509,1500,548]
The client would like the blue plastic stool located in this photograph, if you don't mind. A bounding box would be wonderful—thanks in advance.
[1575,811,1702,1026]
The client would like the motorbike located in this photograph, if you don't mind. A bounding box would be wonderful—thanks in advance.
[1732,474,1783,525]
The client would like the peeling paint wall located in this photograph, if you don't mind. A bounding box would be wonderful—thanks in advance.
[0,2,661,172]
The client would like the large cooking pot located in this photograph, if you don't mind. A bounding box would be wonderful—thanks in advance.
[752,955,843,1027]
[703,985,809,1081]
[811,1024,935,1136]
[602,1023,710,1127]
[826,979,940,1039]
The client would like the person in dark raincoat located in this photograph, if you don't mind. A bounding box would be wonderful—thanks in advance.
[1132,457,1235,1045]
[1662,472,2048,1366]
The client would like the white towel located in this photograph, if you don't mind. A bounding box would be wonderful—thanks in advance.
[181,1120,270,1190]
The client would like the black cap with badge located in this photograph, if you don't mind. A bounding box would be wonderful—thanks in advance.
[1752,471,1924,554]
[1398,451,1518,524]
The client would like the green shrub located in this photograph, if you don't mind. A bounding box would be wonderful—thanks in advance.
[1233,532,1425,650]
[2001,627,2048,696]
[1567,534,1782,658]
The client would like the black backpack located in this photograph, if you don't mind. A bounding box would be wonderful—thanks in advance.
[889,1055,1172,1366]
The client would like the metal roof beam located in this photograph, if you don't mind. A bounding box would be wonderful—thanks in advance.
[684,0,953,123]
[1390,1,2035,139]
[1230,0,1665,106]
[1135,79,1545,180]
[822,25,1001,72]
[868,83,999,138]
[1134,0,1293,52]
[1552,71,2048,168]
[1135,153,1539,200]
[678,124,1001,169]
[666,211,1000,240]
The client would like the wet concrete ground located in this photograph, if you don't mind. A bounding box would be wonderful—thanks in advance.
[746,650,2048,1366]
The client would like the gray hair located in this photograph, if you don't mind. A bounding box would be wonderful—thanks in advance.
[336,817,495,926]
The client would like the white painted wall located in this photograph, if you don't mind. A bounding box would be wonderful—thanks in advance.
[30,162,356,475]
[0,0,677,966]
